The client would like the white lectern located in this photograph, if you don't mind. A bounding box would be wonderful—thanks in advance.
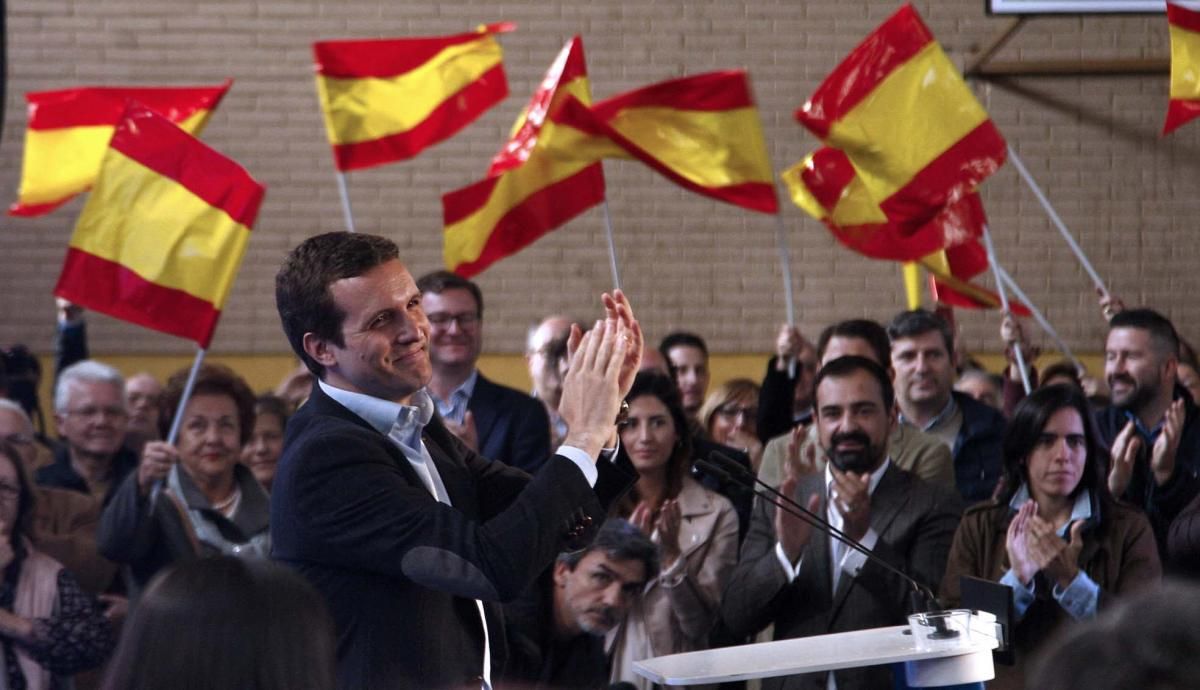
[634,614,1000,687]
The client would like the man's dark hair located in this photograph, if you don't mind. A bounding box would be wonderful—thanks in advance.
[1109,308,1181,360]
[816,319,890,366]
[558,518,660,581]
[658,332,708,361]
[1040,360,1083,389]
[999,383,1110,507]
[813,356,895,411]
[275,232,399,378]
[887,309,954,356]
[415,270,483,318]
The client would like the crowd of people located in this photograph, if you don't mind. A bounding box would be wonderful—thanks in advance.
[0,231,1197,689]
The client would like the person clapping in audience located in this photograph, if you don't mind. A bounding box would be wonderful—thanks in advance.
[607,372,738,690]
[941,384,1161,690]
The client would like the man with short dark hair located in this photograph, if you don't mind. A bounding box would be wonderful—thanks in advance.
[1098,308,1200,554]
[757,319,954,492]
[888,309,1006,503]
[526,316,575,447]
[721,356,961,690]
[271,232,639,690]
[659,332,710,425]
[499,519,659,690]
[417,270,552,473]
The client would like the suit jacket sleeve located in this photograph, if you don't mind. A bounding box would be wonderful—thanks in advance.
[279,416,631,604]
[719,495,793,639]
[508,395,551,474]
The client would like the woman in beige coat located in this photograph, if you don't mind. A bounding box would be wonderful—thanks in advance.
[608,372,739,690]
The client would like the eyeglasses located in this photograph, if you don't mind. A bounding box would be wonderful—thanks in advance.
[715,404,757,420]
[1,433,33,447]
[64,406,127,421]
[426,312,480,328]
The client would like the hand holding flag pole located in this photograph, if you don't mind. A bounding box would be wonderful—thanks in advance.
[994,264,1083,372]
[980,225,1031,394]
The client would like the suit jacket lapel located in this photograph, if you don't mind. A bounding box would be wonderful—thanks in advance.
[422,415,475,514]
[790,475,835,624]
[830,465,910,616]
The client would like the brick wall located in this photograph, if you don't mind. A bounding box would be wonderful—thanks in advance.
[2,0,1197,364]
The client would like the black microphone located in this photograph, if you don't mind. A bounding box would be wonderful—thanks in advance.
[702,450,943,616]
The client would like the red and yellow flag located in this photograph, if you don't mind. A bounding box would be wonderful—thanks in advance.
[558,71,778,214]
[796,3,1005,226]
[54,103,265,348]
[315,23,513,172]
[9,82,231,217]
[1164,2,1200,135]
[443,36,608,277]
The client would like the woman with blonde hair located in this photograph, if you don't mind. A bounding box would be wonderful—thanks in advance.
[699,378,763,472]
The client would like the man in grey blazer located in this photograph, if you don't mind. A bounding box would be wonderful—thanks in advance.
[721,356,962,690]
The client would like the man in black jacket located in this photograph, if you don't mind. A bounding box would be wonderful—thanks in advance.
[271,232,640,690]
[1096,308,1200,556]
[499,519,658,690]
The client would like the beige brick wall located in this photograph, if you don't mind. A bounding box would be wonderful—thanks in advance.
[2,0,1198,368]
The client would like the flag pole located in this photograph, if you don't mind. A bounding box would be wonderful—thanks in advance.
[1005,144,1107,295]
[150,347,208,508]
[981,225,1031,394]
[600,198,622,292]
[773,212,797,329]
[335,171,357,233]
[995,264,1083,371]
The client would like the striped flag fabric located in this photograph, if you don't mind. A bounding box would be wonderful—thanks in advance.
[9,81,231,217]
[442,36,608,277]
[54,103,264,348]
[1164,2,1200,135]
[559,71,779,214]
[796,3,1005,226]
[314,23,513,172]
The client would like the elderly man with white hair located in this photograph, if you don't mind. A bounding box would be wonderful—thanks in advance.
[36,360,138,506]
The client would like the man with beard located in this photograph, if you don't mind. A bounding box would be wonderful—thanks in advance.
[1097,308,1200,556]
[659,332,710,427]
[720,356,962,690]
[499,519,658,690]
[417,270,551,473]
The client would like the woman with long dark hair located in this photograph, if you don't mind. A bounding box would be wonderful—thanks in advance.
[607,372,738,690]
[941,384,1161,689]
[0,441,112,689]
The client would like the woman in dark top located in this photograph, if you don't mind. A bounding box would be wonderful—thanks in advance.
[0,441,113,689]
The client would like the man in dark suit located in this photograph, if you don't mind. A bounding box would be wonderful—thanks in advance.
[720,356,962,690]
[417,270,552,474]
[270,232,642,690]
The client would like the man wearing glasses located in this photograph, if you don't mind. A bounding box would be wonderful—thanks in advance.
[417,271,551,473]
[36,360,138,506]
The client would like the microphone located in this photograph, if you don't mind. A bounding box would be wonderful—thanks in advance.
[701,450,943,616]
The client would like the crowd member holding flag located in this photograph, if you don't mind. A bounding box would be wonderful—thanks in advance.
[98,364,270,594]
[270,232,640,690]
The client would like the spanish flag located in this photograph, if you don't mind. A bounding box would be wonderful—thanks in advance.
[54,103,264,348]
[443,36,607,277]
[927,242,1030,316]
[315,23,512,172]
[1164,2,1200,135]
[796,4,1005,226]
[9,81,231,217]
[559,71,778,214]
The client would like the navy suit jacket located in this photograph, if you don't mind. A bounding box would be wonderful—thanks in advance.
[271,383,633,690]
[469,374,551,474]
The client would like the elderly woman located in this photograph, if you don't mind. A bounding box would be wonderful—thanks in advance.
[698,378,763,472]
[241,394,290,491]
[99,364,270,592]
[0,441,112,689]
[941,384,1161,690]
[607,372,739,690]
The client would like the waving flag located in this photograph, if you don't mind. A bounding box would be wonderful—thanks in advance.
[1165,2,1200,135]
[443,36,608,277]
[9,81,231,217]
[796,3,1005,225]
[558,71,778,214]
[54,103,264,347]
[315,23,513,171]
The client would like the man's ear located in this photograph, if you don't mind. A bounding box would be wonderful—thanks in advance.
[302,332,338,369]
[553,559,571,587]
